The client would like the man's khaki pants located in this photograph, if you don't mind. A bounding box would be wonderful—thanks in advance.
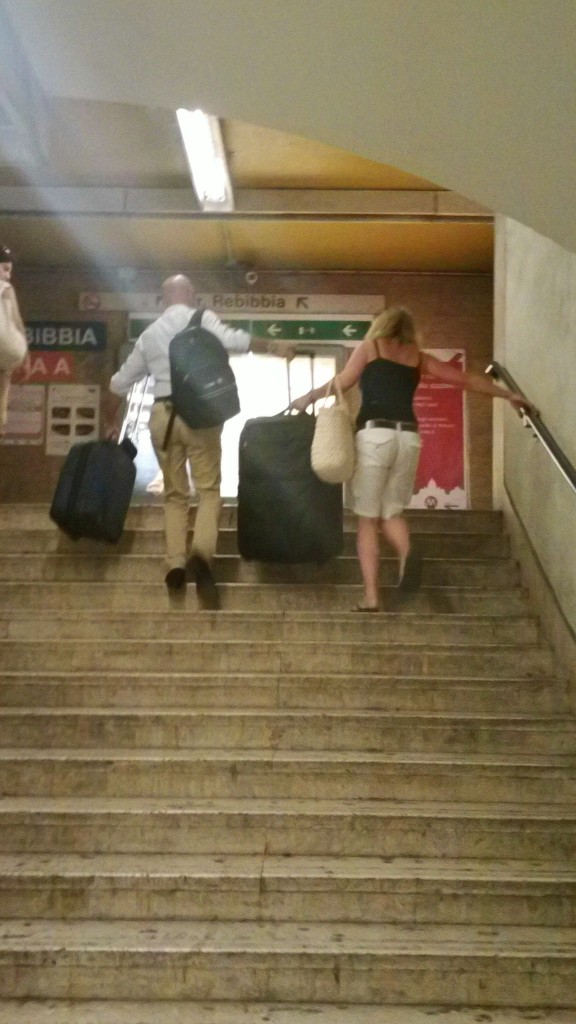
[149,401,222,571]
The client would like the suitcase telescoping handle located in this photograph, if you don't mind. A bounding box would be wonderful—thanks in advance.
[117,374,150,457]
[285,348,315,413]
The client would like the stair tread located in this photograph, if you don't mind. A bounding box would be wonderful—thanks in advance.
[0,553,515,563]
[0,670,557,681]
[1,852,575,883]
[0,638,550,650]
[2,796,575,818]
[1,707,571,722]
[0,610,536,622]
[0,1001,573,1024]
[1,918,576,956]
[2,748,575,768]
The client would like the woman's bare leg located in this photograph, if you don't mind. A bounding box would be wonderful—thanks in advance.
[380,514,411,582]
[356,516,381,608]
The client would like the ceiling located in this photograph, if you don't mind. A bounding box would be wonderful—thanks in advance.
[2,0,575,263]
[0,10,494,276]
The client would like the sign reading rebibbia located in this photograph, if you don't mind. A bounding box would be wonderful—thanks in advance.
[80,292,384,316]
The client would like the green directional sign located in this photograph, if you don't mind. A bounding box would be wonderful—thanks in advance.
[129,315,371,344]
[222,319,370,341]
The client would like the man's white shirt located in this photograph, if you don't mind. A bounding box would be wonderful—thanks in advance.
[110,304,251,399]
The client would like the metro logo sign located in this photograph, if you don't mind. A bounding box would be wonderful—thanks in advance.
[12,352,75,384]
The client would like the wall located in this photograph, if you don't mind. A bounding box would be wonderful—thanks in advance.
[494,216,576,690]
[0,268,493,505]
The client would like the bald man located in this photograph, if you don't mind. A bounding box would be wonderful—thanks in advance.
[109,274,290,609]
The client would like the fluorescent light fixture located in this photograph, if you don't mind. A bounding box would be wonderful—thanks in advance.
[176,107,234,212]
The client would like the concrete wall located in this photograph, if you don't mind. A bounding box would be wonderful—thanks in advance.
[494,216,576,692]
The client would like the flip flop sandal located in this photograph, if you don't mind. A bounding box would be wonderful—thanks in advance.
[352,604,379,613]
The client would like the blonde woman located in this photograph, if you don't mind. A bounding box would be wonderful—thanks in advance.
[0,246,27,438]
[292,307,527,611]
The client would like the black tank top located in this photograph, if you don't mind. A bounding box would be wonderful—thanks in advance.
[357,357,421,428]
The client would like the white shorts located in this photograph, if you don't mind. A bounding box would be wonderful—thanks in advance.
[351,427,421,519]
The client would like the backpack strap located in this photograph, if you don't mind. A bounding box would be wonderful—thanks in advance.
[162,308,204,449]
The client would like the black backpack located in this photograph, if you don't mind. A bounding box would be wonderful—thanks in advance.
[168,308,240,431]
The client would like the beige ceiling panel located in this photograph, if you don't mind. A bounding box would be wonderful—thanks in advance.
[1,217,227,268]
[224,120,441,190]
[221,221,494,273]
[2,216,493,272]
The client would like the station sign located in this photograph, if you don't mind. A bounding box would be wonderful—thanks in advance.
[82,292,383,315]
[26,321,107,352]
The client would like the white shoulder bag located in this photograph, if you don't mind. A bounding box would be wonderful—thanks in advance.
[0,288,27,372]
[311,378,356,484]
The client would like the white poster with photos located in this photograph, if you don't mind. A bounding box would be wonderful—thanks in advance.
[2,385,45,445]
[46,383,100,456]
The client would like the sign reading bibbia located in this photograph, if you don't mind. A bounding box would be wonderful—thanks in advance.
[26,321,107,352]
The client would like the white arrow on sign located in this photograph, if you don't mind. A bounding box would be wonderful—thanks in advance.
[267,324,282,336]
[343,325,359,337]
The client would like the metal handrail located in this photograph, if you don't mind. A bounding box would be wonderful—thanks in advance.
[486,361,576,495]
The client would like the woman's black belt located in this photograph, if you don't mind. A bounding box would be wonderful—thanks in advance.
[362,419,418,432]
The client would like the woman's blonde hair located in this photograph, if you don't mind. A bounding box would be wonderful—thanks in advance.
[365,307,417,346]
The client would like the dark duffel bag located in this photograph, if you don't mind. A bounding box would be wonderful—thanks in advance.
[237,410,344,564]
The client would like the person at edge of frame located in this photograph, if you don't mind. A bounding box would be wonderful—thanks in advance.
[0,245,28,439]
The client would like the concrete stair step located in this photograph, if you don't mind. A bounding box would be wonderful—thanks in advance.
[0,553,519,587]
[2,853,576,926]
[0,504,506,534]
[2,748,576,802]
[0,528,511,559]
[0,639,554,676]
[0,582,532,614]
[0,502,569,1016]
[1,709,573,754]
[1,797,575,859]
[0,672,563,713]
[1,919,576,1005]
[0,1002,574,1024]
[0,611,540,645]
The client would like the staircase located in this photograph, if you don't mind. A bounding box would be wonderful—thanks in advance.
[0,502,575,1023]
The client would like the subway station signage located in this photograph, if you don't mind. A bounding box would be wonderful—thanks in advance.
[82,292,383,315]
[129,315,371,344]
[26,321,107,352]
[228,319,371,341]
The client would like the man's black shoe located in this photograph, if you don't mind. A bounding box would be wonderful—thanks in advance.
[165,567,186,591]
[187,554,220,610]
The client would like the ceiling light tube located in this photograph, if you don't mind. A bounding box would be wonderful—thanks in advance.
[176,107,234,212]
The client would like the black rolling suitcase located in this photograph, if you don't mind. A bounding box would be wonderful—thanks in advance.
[237,355,344,563]
[49,381,146,543]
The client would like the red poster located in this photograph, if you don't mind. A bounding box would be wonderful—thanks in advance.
[410,349,467,509]
[12,352,75,384]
